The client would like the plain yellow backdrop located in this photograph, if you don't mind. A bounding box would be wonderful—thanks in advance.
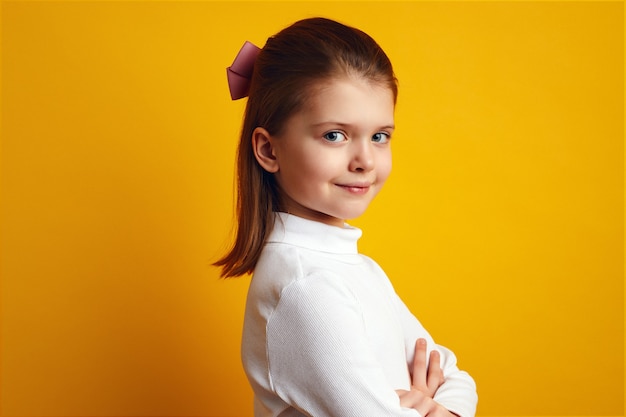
[1,1,623,416]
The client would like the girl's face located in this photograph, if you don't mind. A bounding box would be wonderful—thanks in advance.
[255,76,395,227]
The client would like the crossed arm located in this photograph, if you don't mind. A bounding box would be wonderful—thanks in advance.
[264,276,477,416]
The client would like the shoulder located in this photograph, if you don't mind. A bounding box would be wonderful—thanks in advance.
[248,242,361,307]
[264,268,365,348]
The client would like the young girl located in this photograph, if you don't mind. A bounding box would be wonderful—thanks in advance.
[217,17,478,417]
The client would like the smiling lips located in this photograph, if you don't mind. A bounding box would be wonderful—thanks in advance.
[337,182,372,195]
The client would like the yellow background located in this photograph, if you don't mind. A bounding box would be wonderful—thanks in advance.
[1,1,623,416]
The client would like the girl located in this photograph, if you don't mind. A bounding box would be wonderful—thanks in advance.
[216,17,477,417]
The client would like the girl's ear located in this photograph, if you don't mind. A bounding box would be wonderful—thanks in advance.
[252,127,279,173]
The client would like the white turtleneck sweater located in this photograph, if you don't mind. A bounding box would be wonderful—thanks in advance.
[241,213,477,417]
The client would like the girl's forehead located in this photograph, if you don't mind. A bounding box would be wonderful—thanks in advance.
[299,77,395,123]
[308,76,394,99]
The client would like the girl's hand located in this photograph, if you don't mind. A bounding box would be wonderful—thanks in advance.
[394,391,455,417]
[396,338,449,415]
[410,338,445,397]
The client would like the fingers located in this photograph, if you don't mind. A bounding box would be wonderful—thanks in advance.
[397,389,451,416]
[427,349,444,394]
[412,338,428,391]
[396,387,432,412]
[411,338,445,398]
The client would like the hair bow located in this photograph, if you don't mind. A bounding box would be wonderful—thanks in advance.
[226,41,261,100]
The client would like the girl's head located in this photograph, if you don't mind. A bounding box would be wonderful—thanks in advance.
[245,17,397,136]
[216,17,397,277]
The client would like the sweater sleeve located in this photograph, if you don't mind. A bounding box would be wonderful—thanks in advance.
[266,274,420,417]
[393,294,478,417]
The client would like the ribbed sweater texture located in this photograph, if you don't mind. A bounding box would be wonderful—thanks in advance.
[242,213,477,417]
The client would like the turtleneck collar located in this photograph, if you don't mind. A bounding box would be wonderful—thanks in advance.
[267,212,362,255]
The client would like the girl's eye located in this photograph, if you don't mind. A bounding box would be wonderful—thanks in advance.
[372,132,391,144]
[323,131,347,143]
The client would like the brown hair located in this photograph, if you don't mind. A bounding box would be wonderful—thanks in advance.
[214,17,398,277]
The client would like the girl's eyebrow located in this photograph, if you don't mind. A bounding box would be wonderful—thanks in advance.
[311,121,395,130]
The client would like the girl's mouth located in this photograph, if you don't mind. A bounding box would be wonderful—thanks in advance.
[337,183,371,194]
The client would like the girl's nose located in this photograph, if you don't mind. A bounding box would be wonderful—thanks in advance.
[349,140,374,172]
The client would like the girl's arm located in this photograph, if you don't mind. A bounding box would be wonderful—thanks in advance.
[264,274,422,417]
[393,293,478,417]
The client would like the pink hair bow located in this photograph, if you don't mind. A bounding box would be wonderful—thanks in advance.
[226,41,261,100]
